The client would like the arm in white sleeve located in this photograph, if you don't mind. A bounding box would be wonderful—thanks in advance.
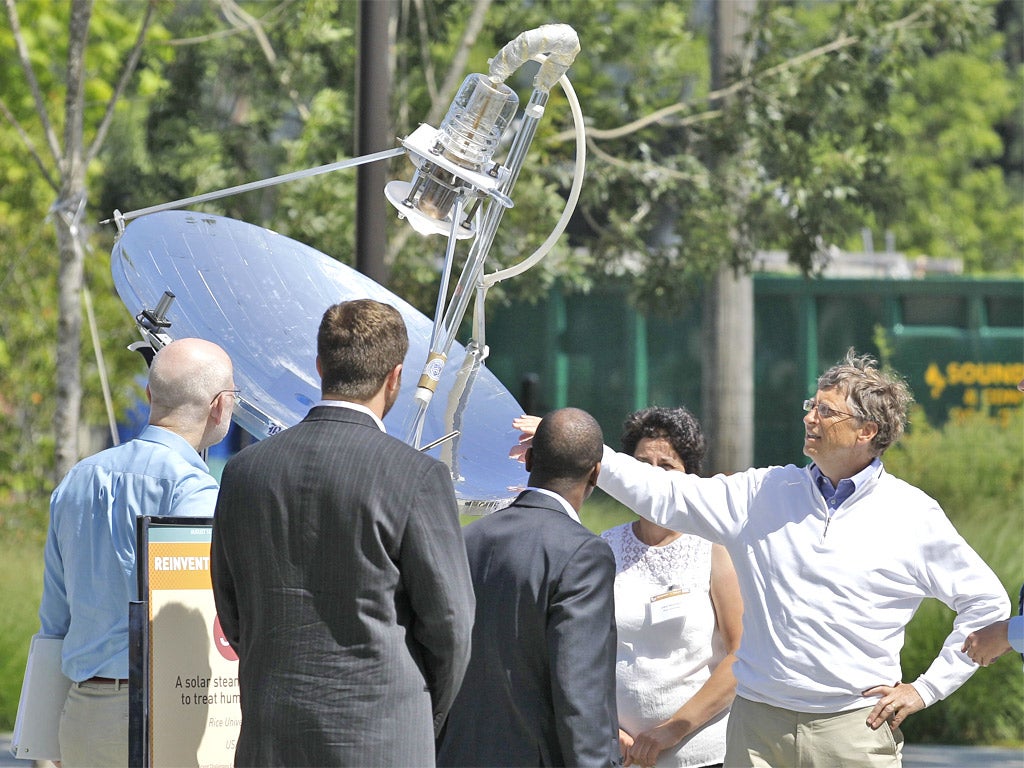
[911,514,1010,706]
[596,445,760,543]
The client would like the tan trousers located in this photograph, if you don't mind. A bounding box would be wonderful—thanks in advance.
[59,680,129,767]
[725,695,903,768]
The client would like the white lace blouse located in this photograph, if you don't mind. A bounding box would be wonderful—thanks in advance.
[601,522,728,768]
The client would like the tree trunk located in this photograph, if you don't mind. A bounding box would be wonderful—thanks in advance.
[703,0,756,474]
[53,0,92,481]
[701,264,754,473]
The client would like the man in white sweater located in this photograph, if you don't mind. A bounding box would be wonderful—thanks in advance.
[519,349,1008,767]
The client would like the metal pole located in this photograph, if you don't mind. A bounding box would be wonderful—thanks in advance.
[356,0,392,284]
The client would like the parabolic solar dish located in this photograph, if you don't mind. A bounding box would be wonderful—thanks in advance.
[110,210,528,513]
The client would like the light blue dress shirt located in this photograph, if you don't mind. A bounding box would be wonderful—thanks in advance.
[39,425,219,681]
[1009,615,1024,654]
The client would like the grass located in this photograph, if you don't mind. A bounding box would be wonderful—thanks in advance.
[0,536,44,731]
[579,490,635,533]
[460,488,633,532]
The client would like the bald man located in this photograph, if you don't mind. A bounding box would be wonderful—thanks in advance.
[39,337,236,767]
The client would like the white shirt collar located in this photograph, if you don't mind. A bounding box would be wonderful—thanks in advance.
[315,399,387,433]
[524,486,582,524]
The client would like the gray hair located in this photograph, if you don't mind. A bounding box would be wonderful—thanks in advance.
[817,348,914,455]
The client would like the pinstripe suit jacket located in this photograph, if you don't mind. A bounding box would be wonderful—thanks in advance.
[437,490,620,767]
[211,405,474,767]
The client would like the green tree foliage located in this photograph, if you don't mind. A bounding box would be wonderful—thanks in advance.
[886,41,1023,273]
[95,0,1021,310]
[2,0,1020,528]
[0,219,59,539]
[0,0,167,534]
[575,0,1009,314]
[431,0,1017,313]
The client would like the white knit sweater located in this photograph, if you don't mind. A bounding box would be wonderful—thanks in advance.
[598,447,1009,713]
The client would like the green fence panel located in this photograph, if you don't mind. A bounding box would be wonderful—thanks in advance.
[486,276,1023,468]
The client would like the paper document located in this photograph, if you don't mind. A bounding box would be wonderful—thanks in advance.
[10,634,71,761]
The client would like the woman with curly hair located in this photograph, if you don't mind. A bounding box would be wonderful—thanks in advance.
[601,406,742,768]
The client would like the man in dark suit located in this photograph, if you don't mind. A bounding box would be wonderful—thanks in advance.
[437,407,620,767]
[211,299,475,767]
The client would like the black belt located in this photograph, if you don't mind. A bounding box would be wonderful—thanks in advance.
[83,676,128,685]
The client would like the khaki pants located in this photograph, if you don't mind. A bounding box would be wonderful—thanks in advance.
[725,695,903,768]
[59,680,129,767]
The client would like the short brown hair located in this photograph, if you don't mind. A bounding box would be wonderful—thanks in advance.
[317,300,409,400]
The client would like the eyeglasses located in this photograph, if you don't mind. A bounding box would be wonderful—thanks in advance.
[802,398,858,421]
[211,388,241,406]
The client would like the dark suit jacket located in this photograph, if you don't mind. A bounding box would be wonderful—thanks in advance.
[210,405,475,767]
[437,490,619,767]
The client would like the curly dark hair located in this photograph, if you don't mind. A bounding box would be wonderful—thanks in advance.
[619,406,706,476]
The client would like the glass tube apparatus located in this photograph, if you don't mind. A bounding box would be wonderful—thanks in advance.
[386,24,582,449]
[385,74,519,239]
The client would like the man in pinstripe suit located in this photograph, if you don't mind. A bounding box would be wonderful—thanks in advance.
[211,299,474,766]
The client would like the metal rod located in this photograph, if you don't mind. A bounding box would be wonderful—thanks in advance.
[434,89,548,354]
[418,430,460,452]
[429,196,466,350]
[101,147,406,225]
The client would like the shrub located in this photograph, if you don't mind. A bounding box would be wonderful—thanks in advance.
[885,407,1024,745]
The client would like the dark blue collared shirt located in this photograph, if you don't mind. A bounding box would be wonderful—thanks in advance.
[811,457,882,512]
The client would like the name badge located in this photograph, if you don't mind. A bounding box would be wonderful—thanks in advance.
[648,586,688,625]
